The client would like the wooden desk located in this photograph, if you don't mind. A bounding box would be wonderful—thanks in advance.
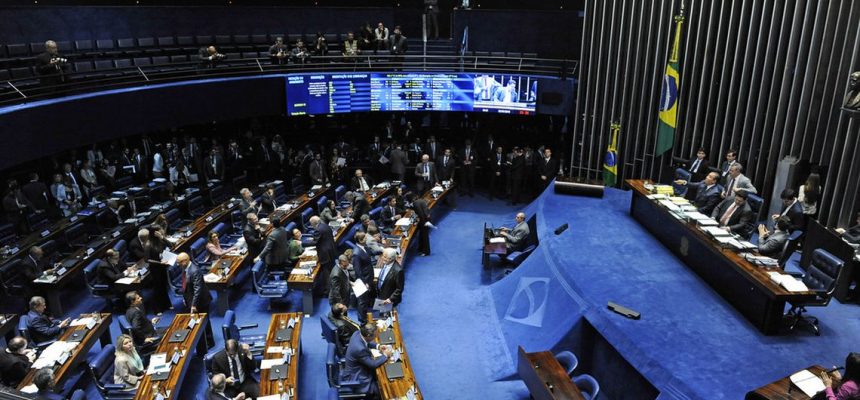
[17,313,112,391]
[0,204,103,267]
[33,224,135,316]
[259,313,303,398]
[0,314,19,343]
[517,346,585,400]
[263,186,329,236]
[113,259,154,292]
[205,254,250,315]
[169,197,241,253]
[745,365,827,399]
[386,185,454,266]
[368,311,422,400]
[134,313,207,400]
[627,179,816,334]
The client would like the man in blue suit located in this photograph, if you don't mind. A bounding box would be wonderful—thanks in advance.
[772,188,805,232]
[675,171,722,215]
[26,296,70,343]
[342,323,393,396]
[351,232,374,323]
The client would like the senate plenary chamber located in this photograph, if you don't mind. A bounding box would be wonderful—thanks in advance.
[0,1,858,399]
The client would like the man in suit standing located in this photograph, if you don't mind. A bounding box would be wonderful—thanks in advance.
[389,145,409,182]
[124,291,164,353]
[178,252,214,348]
[211,339,259,399]
[721,163,757,200]
[4,180,32,234]
[376,248,405,307]
[243,213,264,258]
[351,233,374,322]
[411,193,432,256]
[414,154,438,194]
[488,146,506,200]
[238,188,258,220]
[436,148,456,182]
[388,26,408,55]
[425,136,440,160]
[407,137,423,163]
[772,188,804,232]
[720,149,738,183]
[254,218,289,272]
[458,140,477,197]
[22,173,53,217]
[204,148,225,182]
[538,148,560,192]
[757,217,791,258]
[329,255,353,311]
[687,148,711,182]
[26,296,70,343]
[207,373,247,400]
[351,169,374,192]
[309,153,328,186]
[711,190,755,238]
[0,337,35,387]
[34,40,68,89]
[675,171,722,215]
[500,212,530,252]
[259,185,278,215]
[311,216,338,295]
[342,323,393,397]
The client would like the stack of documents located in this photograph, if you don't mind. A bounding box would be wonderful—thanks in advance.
[147,353,171,375]
[311,185,323,191]
[742,254,779,266]
[657,200,681,211]
[701,226,731,237]
[204,273,222,283]
[768,272,810,292]
[395,218,412,227]
[301,247,317,257]
[789,369,826,397]
[489,237,505,244]
[32,341,77,369]
[115,276,137,285]
[646,194,669,200]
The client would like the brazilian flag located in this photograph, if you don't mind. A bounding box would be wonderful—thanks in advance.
[603,122,620,187]
[656,11,685,155]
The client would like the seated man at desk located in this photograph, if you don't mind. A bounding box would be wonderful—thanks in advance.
[207,373,247,400]
[329,303,360,355]
[771,188,804,232]
[711,190,754,238]
[33,367,63,400]
[757,216,791,258]
[97,249,136,294]
[499,212,530,253]
[210,339,258,399]
[674,171,722,215]
[124,291,164,353]
[23,245,54,282]
[0,336,35,387]
[835,212,860,245]
[379,197,403,231]
[342,323,393,397]
[351,169,374,192]
[26,296,70,343]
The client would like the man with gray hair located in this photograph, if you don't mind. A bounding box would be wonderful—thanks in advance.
[721,163,757,200]
[35,40,68,88]
[376,248,405,308]
[499,212,530,252]
[329,252,353,309]
[129,228,149,260]
[207,373,247,400]
[0,336,35,387]
[27,296,70,343]
[33,367,62,399]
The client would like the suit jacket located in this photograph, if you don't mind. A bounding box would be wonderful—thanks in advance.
[183,262,212,309]
[389,149,408,175]
[309,160,327,184]
[414,162,438,184]
[380,205,401,227]
[459,147,477,169]
[22,256,46,282]
[129,237,146,261]
[351,245,373,288]
[26,311,61,343]
[690,182,722,215]
[113,351,144,388]
[778,200,805,232]
[34,52,66,85]
[328,313,359,355]
[211,349,256,387]
[0,349,31,387]
[388,34,408,55]
[204,154,224,181]
[329,266,352,307]
[687,158,711,181]
[96,259,124,287]
[314,224,337,266]
[125,305,156,345]
[242,223,264,256]
[758,230,789,258]
[376,261,404,305]
[342,330,387,394]
[436,155,456,181]
[504,221,530,251]
[258,227,290,266]
[22,181,51,211]
[413,198,431,223]
[260,192,277,214]
[723,174,757,199]
[538,157,559,178]
[711,199,754,237]
[239,198,257,218]
[205,389,232,400]
[425,142,441,160]
[351,175,374,192]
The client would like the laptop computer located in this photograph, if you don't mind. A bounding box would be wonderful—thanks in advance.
[384,362,405,380]
[168,329,190,343]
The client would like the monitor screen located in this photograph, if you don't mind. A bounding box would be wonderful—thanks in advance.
[472,74,538,115]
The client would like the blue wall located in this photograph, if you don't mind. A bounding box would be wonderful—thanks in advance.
[452,9,584,58]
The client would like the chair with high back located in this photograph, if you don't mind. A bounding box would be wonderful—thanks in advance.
[572,373,600,400]
[784,248,844,336]
[88,344,136,399]
[554,351,579,377]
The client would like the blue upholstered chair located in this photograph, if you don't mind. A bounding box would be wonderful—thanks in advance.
[777,230,805,269]
[301,208,315,231]
[325,343,365,397]
[69,389,86,400]
[89,344,136,399]
[785,249,844,335]
[334,185,347,205]
[187,195,205,218]
[17,314,56,350]
[83,258,113,307]
[746,193,765,222]
[573,373,600,400]
[673,168,692,197]
[317,195,329,215]
[368,207,382,223]
[190,237,210,266]
[251,260,289,310]
[505,244,536,267]
[554,351,579,377]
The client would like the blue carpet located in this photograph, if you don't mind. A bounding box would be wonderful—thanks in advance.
[43,184,860,399]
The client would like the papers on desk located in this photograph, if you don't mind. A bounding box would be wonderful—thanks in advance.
[161,250,178,265]
[311,185,323,191]
[646,194,669,200]
[701,226,731,237]
[260,359,286,370]
[258,395,289,400]
[34,274,58,283]
[395,218,412,227]
[370,348,382,358]
[147,353,171,375]
[70,317,97,329]
[373,298,393,313]
[352,279,369,297]
[743,254,779,266]
[299,261,316,269]
[19,384,38,394]
[684,211,710,221]
[302,247,317,257]
[489,237,505,244]
[789,369,826,397]
[204,273,222,283]
[768,272,810,292]
[668,196,690,204]
[657,200,681,211]
[116,276,136,285]
[32,341,77,369]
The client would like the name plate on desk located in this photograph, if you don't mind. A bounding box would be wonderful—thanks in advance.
[55,267,67,276]
[112,231,120,238]
[98,202,106,209]
[9,247,19,254]
[40,230,50,238]
[69,216,78,223]
[205,216,213,222]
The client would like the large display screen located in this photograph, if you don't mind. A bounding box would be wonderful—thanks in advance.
[286,72,539,115]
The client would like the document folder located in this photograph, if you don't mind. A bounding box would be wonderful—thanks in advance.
[168,329,190,343]
[384,362,405,380]
[275,328,293,342]
[378,329,396,345]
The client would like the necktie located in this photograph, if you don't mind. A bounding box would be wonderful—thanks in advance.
[720,203,737,226]
[181,270,188,292]
[691,159,700,173]
[444,156,448,166]
[725,178,735,197]
[466,149,470,159]
[424,164,429,180]
[229,356,242,383]
[497,154,501,165]
[378,264,390,290]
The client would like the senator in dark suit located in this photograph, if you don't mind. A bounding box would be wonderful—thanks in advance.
[124,291,164,353]
[259,186,278,215]
[0,337,34,387]
[436,149,456,182]
[538,148,560,191]
[242,214,264,258]
[22,246,50,282]
[757,217,791,258]
[772,189,805,232]
[328,303,360,355]
[254,218,289,271]
[351,170,374,192]
[210,339,259,399]
[329,255,353,309]
[376,248,405,306]
[26,296,70,343]
[238,188,258,219]
[686,148,711,182]
[379,197,402,230]
[351,233,374,322]
[178,253,214,347]
[412,194,432,256]
[342,325,391,396]
[96,250,128,293]
[458,141,477,196]
[711,191,754,238]
[22,173,52,213]
[129,230,148,261]
[311,216,338,293]
[677,171,722,215]
[414,155,438,194]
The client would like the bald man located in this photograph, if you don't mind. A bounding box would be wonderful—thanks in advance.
[500,212,530,252]
[178,252,214,348]
[35,40,68,88]
[198,45,224,70]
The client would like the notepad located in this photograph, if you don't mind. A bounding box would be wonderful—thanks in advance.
[261,359,285,370]
[489,237,505,244]
[352,279,369,297]
[790,369,825,397]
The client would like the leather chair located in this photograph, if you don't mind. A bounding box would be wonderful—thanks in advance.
[187,195,205,219]
[222,309,265,359]
[334,185,347,205]
[368,207,382,224]
[17,314,56,350]
[88,344,136,399]
[747,193,765,222]
[777,230,804,269]
[84,258,113,305]
[301,208,315,232]
[251,260,289,310]
[785,248,843,335]
[320,315,342,355]
[505,244,536,267]
[190,238,211,266]
[325,343,366,398]
[317,195,328,215]
[572,373,600,400]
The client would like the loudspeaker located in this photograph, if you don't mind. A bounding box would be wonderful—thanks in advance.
[554,223,568,235]
[535,79,574,116]
[554,179,604,198]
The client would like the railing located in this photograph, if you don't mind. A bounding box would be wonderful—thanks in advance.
[0,54,577,106]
